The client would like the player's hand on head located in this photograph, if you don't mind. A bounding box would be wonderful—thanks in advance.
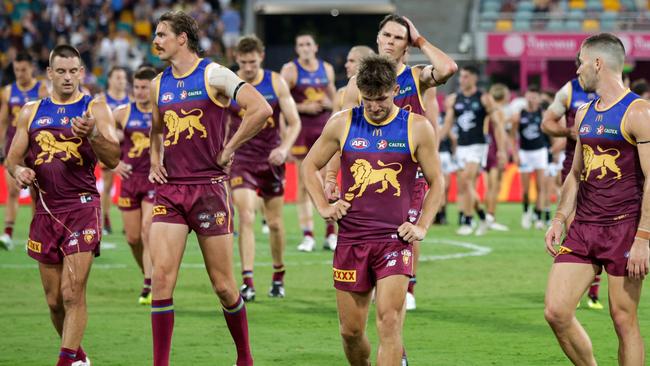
[397,222,425,243]
[544,219,564,257]
[402,16,421,46]
[72,110,98,139]
[14,166,36,189]
[148,163,168,184]
[268,147,289,166]
[627,238,650,280]
[113,161,133,179]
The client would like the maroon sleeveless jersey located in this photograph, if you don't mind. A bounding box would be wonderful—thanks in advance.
[575,91,644,224]
[120,102,152,175]
[291,58,331,131]
[156,58,228,184]
[563,78,597,180]
[27,94,100,213]
[338,106,419,243]
[227,70,281,162]
[394,65,425,115]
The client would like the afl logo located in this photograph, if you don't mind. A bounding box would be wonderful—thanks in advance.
[36,116,53,126]
[350,138,369,150]
[377,139,388,150]
[161,92,174,103]
[579,125,591,135]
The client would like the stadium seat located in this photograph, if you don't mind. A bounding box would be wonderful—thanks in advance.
[546,19,565,30]
[603,0,621,11]
[482,0,502,13]
[569,0,587,9]
[480,20,497,30]
[586,0,604,12]
[517,1,536,11]
[515,9,534,20]
[495,19,513,31]
[583,19,600,30]
[565,19,583,30]
[514,19,532,30]
[600,11,618,29]
[482,9,500,20]
[567,9,585,19]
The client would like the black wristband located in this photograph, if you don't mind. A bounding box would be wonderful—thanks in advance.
[233,81,245,101]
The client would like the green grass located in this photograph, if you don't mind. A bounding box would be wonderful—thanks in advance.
[0,203,648,365]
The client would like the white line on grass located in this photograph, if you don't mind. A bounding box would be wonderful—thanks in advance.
[0,238,491,270]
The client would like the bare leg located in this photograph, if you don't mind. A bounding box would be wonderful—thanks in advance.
[608,275,645,366]
[337,289,372,366]
[375,275,409,366]
[59,252,94,350]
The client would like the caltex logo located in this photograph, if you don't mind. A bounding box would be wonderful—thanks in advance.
[377,139,388,150]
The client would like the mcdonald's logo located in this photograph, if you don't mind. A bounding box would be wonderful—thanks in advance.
[372,128,382,137]
[596,114,603,122]
[177,80,184,88]
[57,107,65,114]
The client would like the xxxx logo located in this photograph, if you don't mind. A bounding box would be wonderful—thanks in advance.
[333,268,356,282]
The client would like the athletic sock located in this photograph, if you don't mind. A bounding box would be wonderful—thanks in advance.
[75,346,87,362]
[242,271,254,288]
[588,275,601,299]
[223,296,253,366]
[303,229,313,238]
[476,208,487,221]
[141,278,152,296]
[464,215,473,226]
[272,264,285,283]
[534,208,542,221]
[103,214,111,229]
[458,212,464,225]
[544,209,551,222]
[325,222,335,236]
[523,198,529,213]
[57,347,76,366]
[407,276,416,294]
[4,222,13,238]
[151,298,174,366]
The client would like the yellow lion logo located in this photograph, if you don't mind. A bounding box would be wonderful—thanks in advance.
[128,131,150,158]
[344,159,403,201]
[34,131,83,166]
[582,145,621,181]
[163,108,207,146]
[305,87,325,102]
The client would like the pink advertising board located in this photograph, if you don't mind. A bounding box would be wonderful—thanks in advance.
[487,33,650,59]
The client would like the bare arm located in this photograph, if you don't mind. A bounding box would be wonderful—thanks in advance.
[301,111,351,220]
[483,94,507,167]
[270,73,301,165]
[149,76,167,184]
[6,102,37,188]
[321,62,337,110]
[541,82,573,138]
[280,62,320,115]
[403,17,457,87]
[0,87,9,152]
[341,76,361,110]
[439,94,456,143]
[509,111,520,164]
[73,100,120,169]
[332,87,346,114]
[112,104,128,142]
[624,100,650,279]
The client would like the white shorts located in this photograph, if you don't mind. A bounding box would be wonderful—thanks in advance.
[439,151,457,175]
[455,144,488,170]
[223,32,240,48]
[546,151,565,177]
[519,147,548,173]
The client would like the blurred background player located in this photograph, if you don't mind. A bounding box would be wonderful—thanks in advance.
[281,32,337,252]
[542,76,601,309]
[432,87,457,226]
[511,85,548,230]
[0,52,48,250]
[483,83,510,232]
[228,35,301,301]
[631,78,650,100]
[112,66,157,305]
[332,45,375,113]
[99,66,130,235]
[440,65,506,236]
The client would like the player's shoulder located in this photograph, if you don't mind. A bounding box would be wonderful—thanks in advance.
[280,61,297,72]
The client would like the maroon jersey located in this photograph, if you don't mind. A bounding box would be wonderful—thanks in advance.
[120,102,152,175]
[291,58,331,131]
[27,94,100,214]
[394,65,425,115]
[228,70,281,162]
[156,59,228,184]
[338,106,419,242]
[6,81,42,155]
[575,91,644,224]
[563,78,597,181]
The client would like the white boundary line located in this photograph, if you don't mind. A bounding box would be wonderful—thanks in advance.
[0,238,491,270]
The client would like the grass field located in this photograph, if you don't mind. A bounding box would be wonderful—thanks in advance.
[1,203,649,365]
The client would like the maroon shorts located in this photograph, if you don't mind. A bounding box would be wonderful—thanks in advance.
[28,207,101,264]
[291,126,323,159]
[118,174,155,211]
[230,160,285,198]
[555,219,638,276]
[152,182,234,236]
[485,140,498,171]
[333,241,413,292]
[407,176,428,224]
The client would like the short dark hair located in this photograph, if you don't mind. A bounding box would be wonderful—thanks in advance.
[631,78,649,96]
[108,66,128,79]
[15,52,33,63]
[356,55,397,97]
[295,31,317,43]
[378,14,410,43]
[159,11,201,54]
[236,35,264,54]
[134,67,157,81]
[49,44,81,65]
[527,84,540,93]
[461,64,480,76]
[582,33,625,69]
